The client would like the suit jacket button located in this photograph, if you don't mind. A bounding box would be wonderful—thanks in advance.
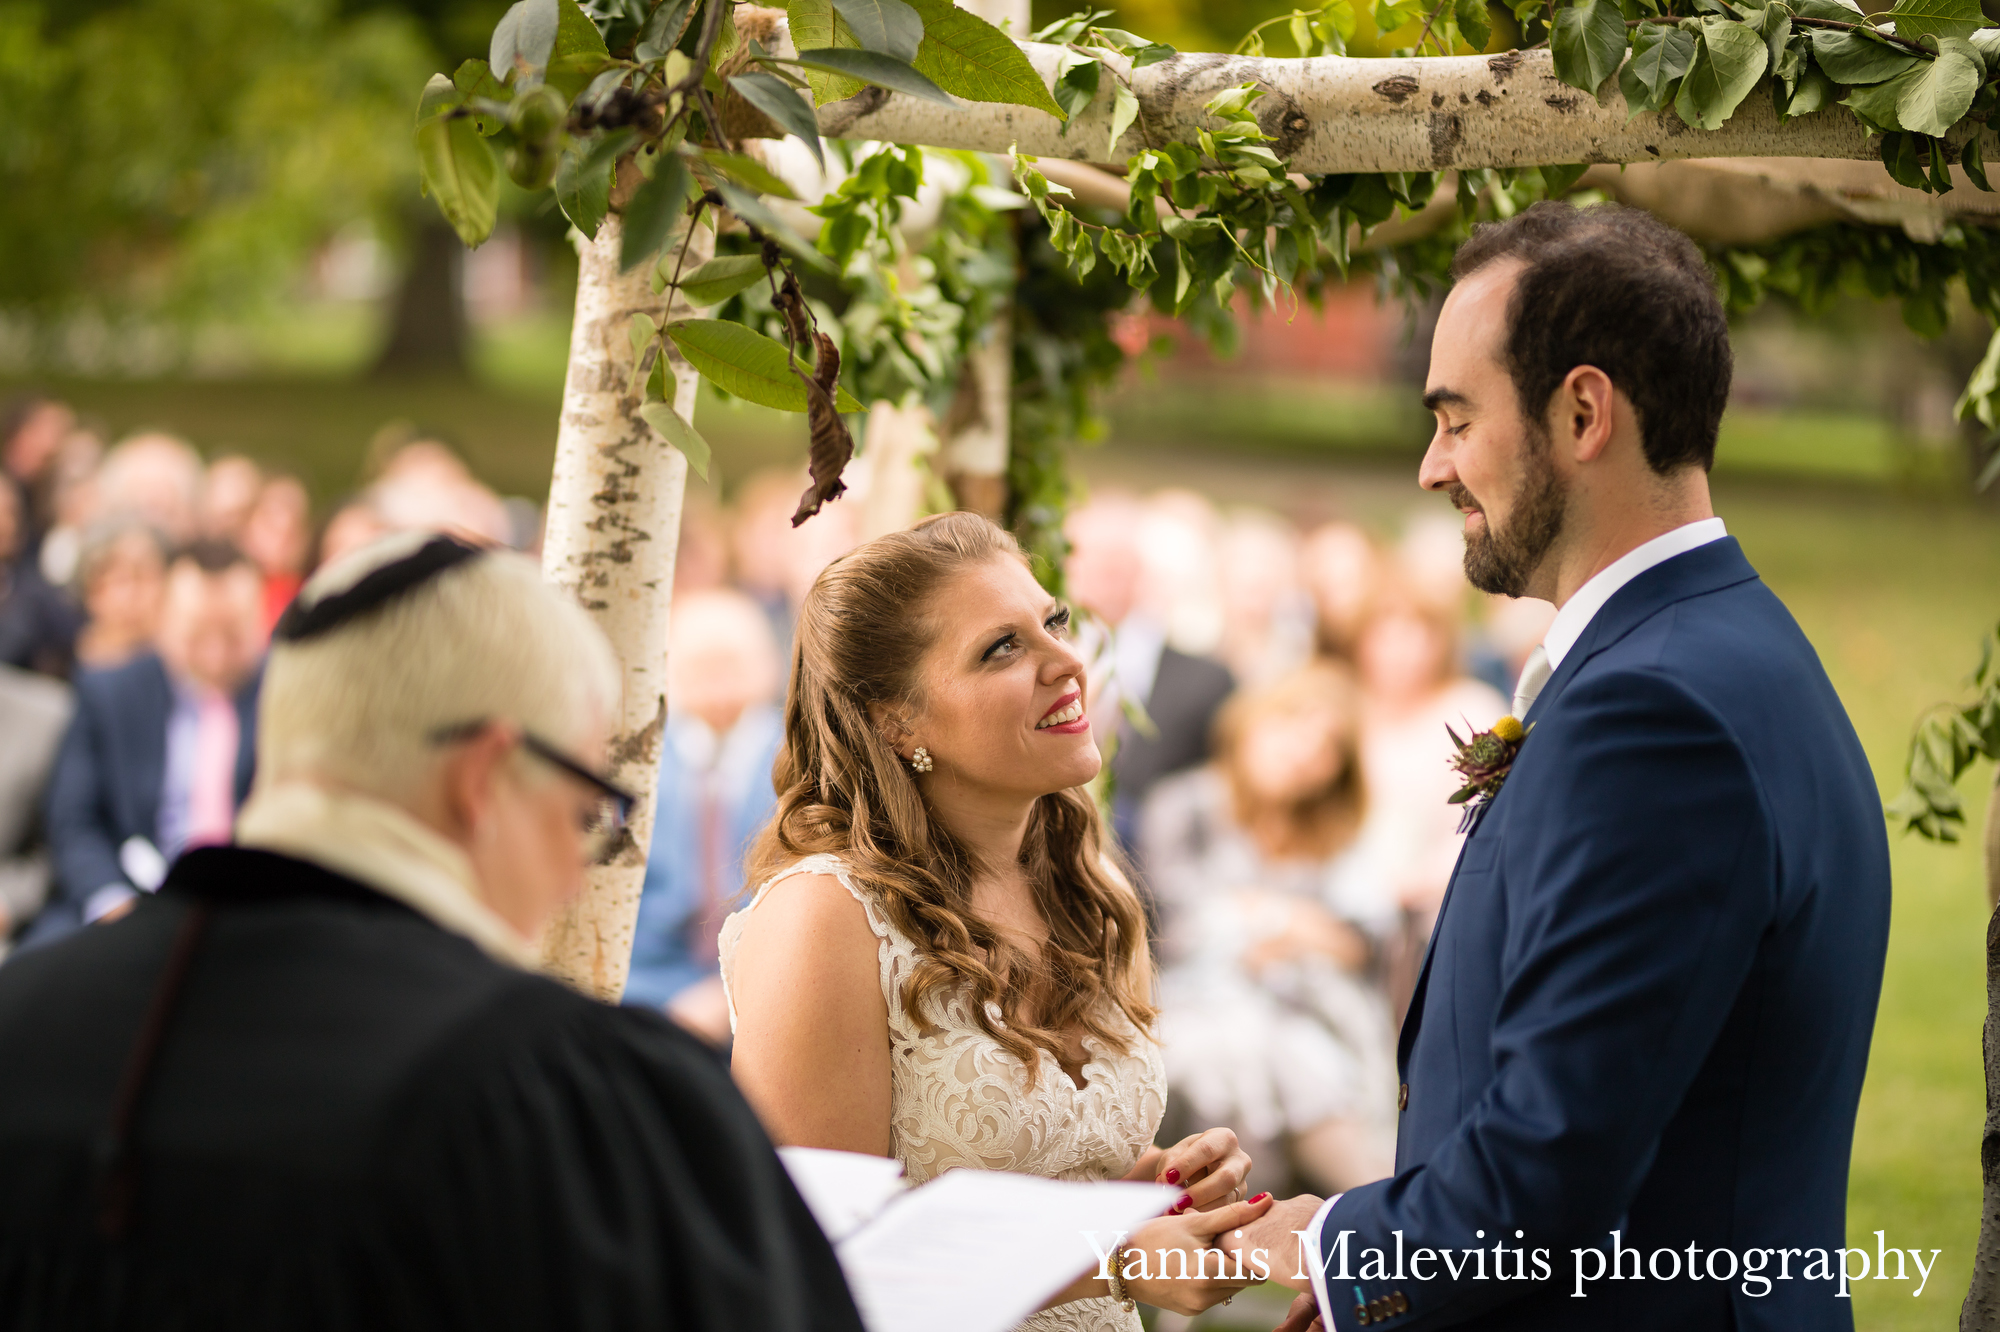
[1397,1083,1409,1111]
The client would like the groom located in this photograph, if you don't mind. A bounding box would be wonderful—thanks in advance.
[1243,202,1891,1331]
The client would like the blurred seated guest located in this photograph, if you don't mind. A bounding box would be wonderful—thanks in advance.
[0,476,80,679]
[1399,511,1510,697]
[316,493,392,569]
[95,431,204,547]
[1,394,75,552]
[0,534,863,1332]
[34,425,106,588]
[28,541,264,944]
[1141,663,1398,1197]
[370,439,513,548]
[0,664,72,956]
[240,474,312,632]
[71,519,169,670]
[625,589,784,1042]
[199,454,264,542]
[1066,495,1233,851]
[1353,569,1506,1006]
[1301,520,1381,663]
[1215,510,1313,688]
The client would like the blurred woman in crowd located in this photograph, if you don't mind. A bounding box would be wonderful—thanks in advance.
[1141,662,1398,1197]
[240,474,312,632]
[70,520,168,670]
[1301,521,1380,663]
[1352,569,1507,1009]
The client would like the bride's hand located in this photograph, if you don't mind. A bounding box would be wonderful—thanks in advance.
[1148,1128,1252,1213]
[1123,1192,1275,1315]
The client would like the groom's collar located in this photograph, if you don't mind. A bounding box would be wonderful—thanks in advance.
[1543,517,1728,672]
[1524,535,1759,724]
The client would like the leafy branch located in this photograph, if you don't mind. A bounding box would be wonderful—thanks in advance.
[1890,622,2000,841]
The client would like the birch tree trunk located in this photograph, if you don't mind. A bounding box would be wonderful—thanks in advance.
[818,45,2000,175]
[538,212,714,1001]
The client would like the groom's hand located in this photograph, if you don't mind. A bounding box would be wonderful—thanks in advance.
[1230,1193,1323,1293]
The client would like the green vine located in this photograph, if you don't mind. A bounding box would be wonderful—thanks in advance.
[1891,620,2000,840]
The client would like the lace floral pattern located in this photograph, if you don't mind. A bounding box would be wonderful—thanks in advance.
[720,854,1166,1332]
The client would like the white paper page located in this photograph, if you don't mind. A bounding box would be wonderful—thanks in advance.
[778,1146,909,1243]
[835,1170,1178,1332]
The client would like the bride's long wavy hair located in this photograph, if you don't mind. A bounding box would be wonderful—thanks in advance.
[745,512,1155,1079]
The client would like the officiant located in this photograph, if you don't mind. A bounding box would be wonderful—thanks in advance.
[0,533,864,1332]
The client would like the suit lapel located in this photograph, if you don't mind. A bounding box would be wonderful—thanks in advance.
[1396,538,1760,1070]
[128,655,172,840]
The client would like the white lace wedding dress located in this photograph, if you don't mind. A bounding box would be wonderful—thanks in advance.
[719,853,1167,1332]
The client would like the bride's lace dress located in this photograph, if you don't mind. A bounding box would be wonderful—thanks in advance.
[719,853,1167,1332]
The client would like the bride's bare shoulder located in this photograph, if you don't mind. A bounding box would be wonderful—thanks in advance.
[732,869,881,983]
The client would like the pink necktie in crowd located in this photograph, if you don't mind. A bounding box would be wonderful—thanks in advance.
[186,692,239,848]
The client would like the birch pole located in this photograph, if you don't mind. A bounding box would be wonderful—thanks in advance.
[538,210,714,1001]
[815,45,1998,174]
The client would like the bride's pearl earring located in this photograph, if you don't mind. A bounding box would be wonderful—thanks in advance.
[908,746,933,774]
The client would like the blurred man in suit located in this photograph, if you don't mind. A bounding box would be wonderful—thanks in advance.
[29,540,263,943]
[1065,497,1234,855]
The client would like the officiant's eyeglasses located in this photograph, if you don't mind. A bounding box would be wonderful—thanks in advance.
[429,720,637,863]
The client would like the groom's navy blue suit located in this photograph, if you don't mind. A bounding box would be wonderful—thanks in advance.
[1315,538,1890,1331]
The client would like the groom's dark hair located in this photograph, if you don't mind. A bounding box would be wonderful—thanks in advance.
[1451,201,1732,475]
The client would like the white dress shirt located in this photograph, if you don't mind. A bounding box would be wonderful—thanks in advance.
[1302,516,1729,1328]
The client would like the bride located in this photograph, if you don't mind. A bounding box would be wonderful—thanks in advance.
[721,513,1274,1330]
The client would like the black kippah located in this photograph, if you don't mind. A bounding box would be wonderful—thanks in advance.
[273,534,484,644]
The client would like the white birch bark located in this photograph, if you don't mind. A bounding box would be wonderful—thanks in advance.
[818,44,2000,175]
[538,212,714,1001]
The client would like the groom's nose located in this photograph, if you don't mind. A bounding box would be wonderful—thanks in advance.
[1418,429,1458,493]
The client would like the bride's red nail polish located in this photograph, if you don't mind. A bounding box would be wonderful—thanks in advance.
[1175,1193,1192,1211]
[1164,1168,1181,1184]
[1249,1192,1271,1204]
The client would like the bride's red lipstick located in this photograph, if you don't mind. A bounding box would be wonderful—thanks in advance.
[1036,690,1089,735]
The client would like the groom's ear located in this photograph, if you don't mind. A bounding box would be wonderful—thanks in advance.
[1557,365,1617,463]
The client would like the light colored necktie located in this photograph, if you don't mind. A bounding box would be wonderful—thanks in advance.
[1511,644,1552,720]
[186,692,241,847]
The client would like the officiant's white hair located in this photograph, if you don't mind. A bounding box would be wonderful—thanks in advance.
[256,533,621,803]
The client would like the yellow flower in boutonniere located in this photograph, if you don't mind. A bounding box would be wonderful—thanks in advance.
[1446,716,1532,829]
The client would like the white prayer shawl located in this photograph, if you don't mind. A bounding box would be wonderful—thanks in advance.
[233,782,538,969]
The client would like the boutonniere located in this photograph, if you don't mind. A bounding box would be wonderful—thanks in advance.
[1446,715,1529,832]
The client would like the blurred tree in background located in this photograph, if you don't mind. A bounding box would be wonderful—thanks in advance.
[0,0,512,374]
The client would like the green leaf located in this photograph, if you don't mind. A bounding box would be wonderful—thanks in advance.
[1619,23,1696,113]
[900,0,1066,117]
[1131,42,1179,66]
[728,70,826,169]
[1965,133,1994,190]
[1779,60,1835,118]
[1107,80,1141,159]
[1552,0,1630,92]
[786,0,869,103]
[687,146,801,198]
[416,78,500,247]
[553,127,633,238]
[1540,162,1589,192]
[1673,19,1768,130]
[792,47,956,104]
[490,0,559,83]
[1455,0,1494,51]
[547,0,613,98]
[638,402,714,480]
[1884,0,1986,43]
[620,153,690,271]
[635,0,695,61]
[711,180,832,270]
[665,320,865,412]
[1792,0,1865,18]
[1808,28,1920,84]
[675,254,770,305]
[1052,53,1101,130]
[452,59,509,133]
[832,0,924,61]
[1842,38,1980,135]
[1880,130,1932,188]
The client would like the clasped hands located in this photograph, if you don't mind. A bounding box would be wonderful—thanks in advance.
[1076,1129,1271,1316]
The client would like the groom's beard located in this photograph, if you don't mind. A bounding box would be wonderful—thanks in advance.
[1455,428,1568,598]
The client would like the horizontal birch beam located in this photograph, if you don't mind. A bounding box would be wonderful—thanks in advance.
[815,42,1998,176]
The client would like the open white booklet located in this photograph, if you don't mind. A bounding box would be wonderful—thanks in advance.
[778,1146,1179,1332]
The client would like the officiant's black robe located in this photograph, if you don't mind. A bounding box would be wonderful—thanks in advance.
[0,846,864,1332]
